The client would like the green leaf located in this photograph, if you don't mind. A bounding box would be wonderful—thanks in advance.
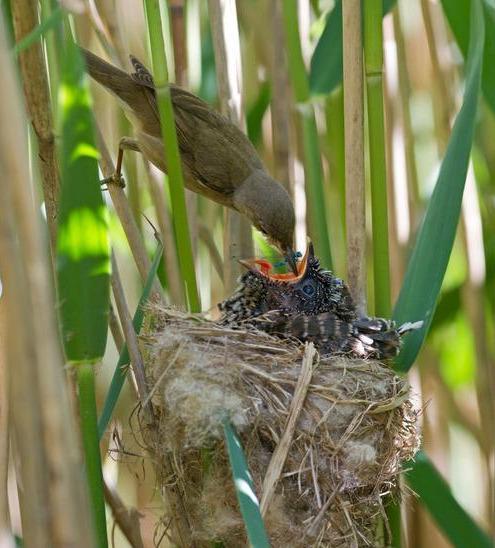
[56,31,110,548]
[223,421,270,547]
[98,242,163,439]
[406,451,492,548]
[393,0,484,371]
[13,5,63,55]
[309,0,395,96]
[441,0,495,113]
[56,35,110,362]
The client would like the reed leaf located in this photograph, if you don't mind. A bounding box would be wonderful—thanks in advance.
[223,421,270,547]
[393,0,484,372]
[98,242,163,439]
[56,33,110,547]
[441,0,495,113]
[406,451,492,548]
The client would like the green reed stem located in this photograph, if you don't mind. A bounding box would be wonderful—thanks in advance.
[281,0,333,270]
[143,0,200,312]
[364,0,391,317]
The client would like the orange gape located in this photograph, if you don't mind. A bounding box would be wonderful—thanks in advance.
[253,259,300,281]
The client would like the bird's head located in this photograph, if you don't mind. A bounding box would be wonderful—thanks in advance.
[233,171,297,273]
[238,242,355,318]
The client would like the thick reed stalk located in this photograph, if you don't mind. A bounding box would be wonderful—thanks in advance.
[281,0,333,270]
[0,15,94,545]
[11,0,60,255]
[342,0,366,313]
[270,0,292,196]
[207,0,253,293]
[143,0,201,312]
[364,0,391,318]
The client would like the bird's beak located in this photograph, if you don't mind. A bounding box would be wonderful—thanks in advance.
[285,249,299,276]
[239,244,310,282]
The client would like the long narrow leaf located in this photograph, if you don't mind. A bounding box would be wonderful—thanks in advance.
[223,421,270,547]
[56,33,110,548]
[406,451,492,548]
[98,242,163,439]
[57,41,110,362]
[393,0,484,371]
[441,0,495,114]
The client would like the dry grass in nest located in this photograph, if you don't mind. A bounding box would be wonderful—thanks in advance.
[140,307,420,547]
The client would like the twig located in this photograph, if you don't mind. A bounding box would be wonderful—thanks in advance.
[260,342,316,516]
[110,253,150,408]
[95,125,160,295]
[342,0,366,314]
[103,480,144,548]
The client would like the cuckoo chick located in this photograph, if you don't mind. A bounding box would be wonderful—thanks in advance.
[220,243,421,360]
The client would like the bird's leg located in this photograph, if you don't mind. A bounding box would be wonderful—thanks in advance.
[100,137,141,189]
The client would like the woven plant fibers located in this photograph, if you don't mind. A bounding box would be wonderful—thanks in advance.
[141,307,420,547]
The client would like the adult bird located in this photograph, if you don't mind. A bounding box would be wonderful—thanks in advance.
[81,48,297,273]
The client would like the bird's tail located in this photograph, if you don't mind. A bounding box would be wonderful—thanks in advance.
[80,48,147,113]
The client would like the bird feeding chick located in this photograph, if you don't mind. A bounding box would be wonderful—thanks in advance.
[220,243,422,360]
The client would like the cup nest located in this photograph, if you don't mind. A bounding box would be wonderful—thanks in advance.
[140,306,420,547]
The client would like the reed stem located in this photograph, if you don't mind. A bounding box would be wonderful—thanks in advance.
[342,0,366,313]
[364,1,391,317]
[143,0,201,312]
[281,0,333,269]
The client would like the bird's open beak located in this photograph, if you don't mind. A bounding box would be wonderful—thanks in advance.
[239,244,310,282]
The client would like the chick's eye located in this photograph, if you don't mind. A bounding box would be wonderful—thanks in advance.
[301,281,315,296]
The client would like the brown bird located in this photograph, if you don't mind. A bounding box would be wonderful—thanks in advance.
[81,48,297,273]
[220,243,422,360]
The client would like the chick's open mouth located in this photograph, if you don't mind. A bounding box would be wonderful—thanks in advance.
[239,244,310,283]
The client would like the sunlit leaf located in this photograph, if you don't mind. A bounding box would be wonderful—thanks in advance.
[56,36,110,362]
[223,421,270,547]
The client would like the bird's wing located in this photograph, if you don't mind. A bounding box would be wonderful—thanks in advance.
[129,55,261,194]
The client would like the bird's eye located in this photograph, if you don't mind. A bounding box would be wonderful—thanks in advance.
[301,281,315,296]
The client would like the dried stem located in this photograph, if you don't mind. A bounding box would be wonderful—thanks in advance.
[110,253,150,407]
[11,0,60,255]
[103,481,144,548]
[208,0,253,293]
[270,0,292,196]
[342,0,366,314]
[0,16,94,545]
[260,342,316,516]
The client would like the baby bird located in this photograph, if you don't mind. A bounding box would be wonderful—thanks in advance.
[220,243,421,359]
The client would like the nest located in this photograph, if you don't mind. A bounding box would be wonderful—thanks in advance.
[140,307,420,547]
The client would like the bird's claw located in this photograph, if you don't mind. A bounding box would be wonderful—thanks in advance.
[100,173,125,189]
